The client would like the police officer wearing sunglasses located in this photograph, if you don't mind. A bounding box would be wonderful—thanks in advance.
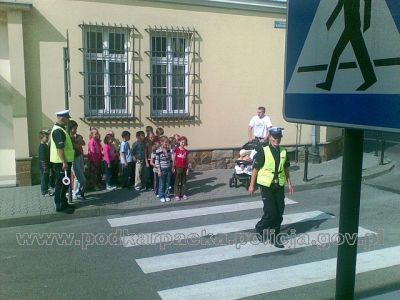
[249,127,294,248]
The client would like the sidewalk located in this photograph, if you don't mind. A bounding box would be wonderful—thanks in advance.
[0,152,394,227]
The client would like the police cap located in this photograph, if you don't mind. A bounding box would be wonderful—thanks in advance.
[55,109,71,118]
[269,127,284,138]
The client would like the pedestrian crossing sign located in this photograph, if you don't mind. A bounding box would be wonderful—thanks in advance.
[284,0,400,132]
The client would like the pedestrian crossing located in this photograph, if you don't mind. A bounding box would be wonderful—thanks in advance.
[120,210,332,248]
[135,227,373,274]
[157,246,400,300]
[106,198,398,299]
[107,198,297,227]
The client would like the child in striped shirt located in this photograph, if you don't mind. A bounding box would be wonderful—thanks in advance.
[155,136,172,202]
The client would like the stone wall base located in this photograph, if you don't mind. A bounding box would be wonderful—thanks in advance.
[189,138,343,170]
[189,149,241,171]
[319,137,343,161]
[16,158,32,186]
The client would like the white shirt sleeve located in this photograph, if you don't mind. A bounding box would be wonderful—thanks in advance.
[249,116,256,127]
[266,116,272,128]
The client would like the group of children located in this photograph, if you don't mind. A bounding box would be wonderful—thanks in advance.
[119,127,190,202]
[39,125,190,203]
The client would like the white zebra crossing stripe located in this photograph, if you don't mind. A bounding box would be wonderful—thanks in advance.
[122,210,333,248]
[136,227,374,274]
[158,244,398,300]
[107,198,297,227]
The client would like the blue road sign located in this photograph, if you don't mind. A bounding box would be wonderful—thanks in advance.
[284,0,400,132]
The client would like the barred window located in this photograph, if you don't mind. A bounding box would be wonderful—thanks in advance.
[80,24,136,118]
[146,27,199,119]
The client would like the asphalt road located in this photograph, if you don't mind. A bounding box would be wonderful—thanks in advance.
[1,171,400,300]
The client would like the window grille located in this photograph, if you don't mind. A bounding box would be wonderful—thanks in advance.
[146,26,200,120]
[79,23,138,119]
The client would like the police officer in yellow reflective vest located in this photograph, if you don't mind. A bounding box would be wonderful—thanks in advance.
[50,110,75,213]
[249,127,294,248]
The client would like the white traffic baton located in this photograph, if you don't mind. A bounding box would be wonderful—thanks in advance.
[62,170,70,185]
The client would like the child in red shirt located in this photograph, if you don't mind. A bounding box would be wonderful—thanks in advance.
[173,136,189,201]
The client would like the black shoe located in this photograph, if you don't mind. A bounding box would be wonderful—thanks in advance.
[256,232,266,243]
[62,207,74,214]
[55,207,74,214]
[64,203,76,209]
[80,192,86,200]
[273,237,284,249]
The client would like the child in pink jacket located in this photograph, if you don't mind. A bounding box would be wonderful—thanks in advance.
[103,134,118,190]
[88,127,103,190]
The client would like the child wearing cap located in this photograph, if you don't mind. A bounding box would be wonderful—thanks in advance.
[238,149,252,161]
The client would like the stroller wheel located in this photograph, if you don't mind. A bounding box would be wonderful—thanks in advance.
[245,179,250,190]
[229,177,234,188]
[234,177,238,188]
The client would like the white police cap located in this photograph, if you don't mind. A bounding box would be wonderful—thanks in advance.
[55,109,71,118]
[269,127,284,138]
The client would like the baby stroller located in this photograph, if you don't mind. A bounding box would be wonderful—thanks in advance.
[229,140,261,189]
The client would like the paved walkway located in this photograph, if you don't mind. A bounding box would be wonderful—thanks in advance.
[0,152,394,227]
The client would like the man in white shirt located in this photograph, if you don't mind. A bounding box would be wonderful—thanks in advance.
[248,106,272,142]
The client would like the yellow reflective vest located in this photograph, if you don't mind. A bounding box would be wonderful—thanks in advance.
[256,146,287,187]
[50,124,74,163]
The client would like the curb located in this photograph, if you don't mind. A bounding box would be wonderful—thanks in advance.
[0,161,395,228]
[0,193,253,228]
[294,160,395,192]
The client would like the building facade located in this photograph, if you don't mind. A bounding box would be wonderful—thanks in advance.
[0,0,342,187]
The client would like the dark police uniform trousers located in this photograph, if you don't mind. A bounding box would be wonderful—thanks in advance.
[53,162,72,210]
[255,181,285,239]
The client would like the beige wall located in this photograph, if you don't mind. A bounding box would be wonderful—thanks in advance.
[0,19,16,186]
[0,81,16,185]
[22,0,341,156]
[321,126,343,144]
[0,15,11,81]
[8,10,29,159]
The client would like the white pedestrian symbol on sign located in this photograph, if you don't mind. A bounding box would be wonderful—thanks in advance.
[286,0,400,94]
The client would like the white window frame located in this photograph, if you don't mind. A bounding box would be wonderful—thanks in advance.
[84,27,129,116]
[150,34,190,116]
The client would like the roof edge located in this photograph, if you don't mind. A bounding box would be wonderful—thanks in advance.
[0,1,32,11]
[146,0,287,14]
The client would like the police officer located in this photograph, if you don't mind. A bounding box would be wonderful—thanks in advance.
[50,110,75,213]
[249,127,294,248]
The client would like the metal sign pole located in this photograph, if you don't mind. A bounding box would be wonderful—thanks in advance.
[335,128,364,299]
[63,46,69,110]
[63,30,72,203]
